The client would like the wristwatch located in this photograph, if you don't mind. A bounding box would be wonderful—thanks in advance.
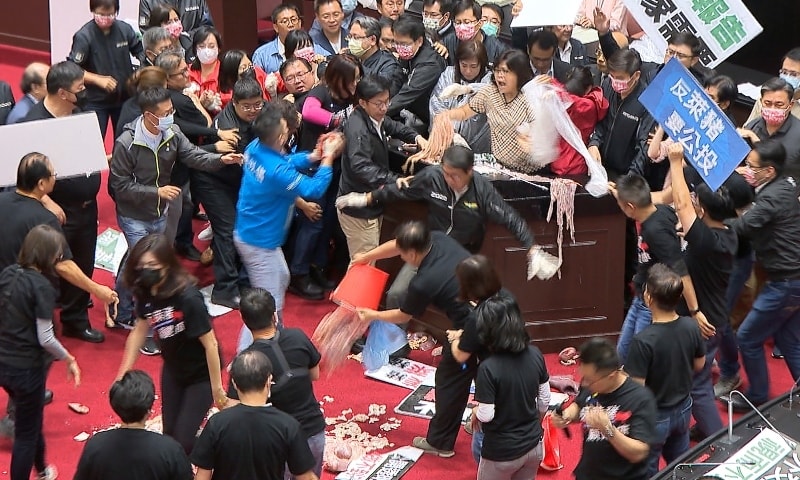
[689,308,701,316]
[605,425,616,438]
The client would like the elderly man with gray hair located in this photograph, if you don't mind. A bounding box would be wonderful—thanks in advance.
[347,16,404,96]
[142,27,174,67]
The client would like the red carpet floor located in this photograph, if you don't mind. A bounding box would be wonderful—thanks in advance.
[0,45,796,480]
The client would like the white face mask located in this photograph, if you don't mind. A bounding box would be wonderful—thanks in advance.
[196,47,218,65]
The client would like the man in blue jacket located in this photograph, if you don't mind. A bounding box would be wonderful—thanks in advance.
[234,102,343,338]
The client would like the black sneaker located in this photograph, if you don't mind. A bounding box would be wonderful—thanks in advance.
[174,243,202,262]
[310,265,337,290]
[140,337,161,356]
[288,275,325,300]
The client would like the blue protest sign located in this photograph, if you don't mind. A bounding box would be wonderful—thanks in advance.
[639,58,750,191]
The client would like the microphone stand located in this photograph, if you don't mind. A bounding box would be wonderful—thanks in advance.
[671,461,756,480]
[727,390,798,449]
[785,374,800,411]
[720,394,739,445]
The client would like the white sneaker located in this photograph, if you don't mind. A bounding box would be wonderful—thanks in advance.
[38,465,58,480]
[198,224,213,241]
[714,375,742,398]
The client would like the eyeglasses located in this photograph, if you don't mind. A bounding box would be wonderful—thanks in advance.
[93,12,117,20]
[151,108,176,118]
[779,68,800,78]
[381,0,404,9]
[367,99,391,109]
[277,16,301,26]
[238,102,264,112]
[346,34,368,41]
[493,67,511,76]
[745,162,770,173]
[453,19,479,26]
[169,67,190,78]
[284,70,311,83]
[50,171,58,178]
[665,48,695,60]
[481,16,501,26]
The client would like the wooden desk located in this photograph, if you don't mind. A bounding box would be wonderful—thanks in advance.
[377,172,626,354]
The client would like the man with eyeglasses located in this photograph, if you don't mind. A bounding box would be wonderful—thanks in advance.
[441,0,507,67]
[142,27,175,67]
[722,140,800,413]
[527,29,571,84]
[312,0,363,37]
[552,337,656,480]
[188,79,264,311]
[347,17,404,96]
[422,0,454,50]
[310,0,349,57]
[139,0,213,36]
[253,4,302,74]
[280,58,317,103]
[739,77,800,178]
[548,24,587,67]
[746,47,800,124]
[376,0,406,20]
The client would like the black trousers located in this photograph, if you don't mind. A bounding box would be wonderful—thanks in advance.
[426,347,477,451]
[190,172,248,299]
[0,363,47,480]
[161,366,212,455]
[58,200,98,330]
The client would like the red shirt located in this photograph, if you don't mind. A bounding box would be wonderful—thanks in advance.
[551,87,609,176]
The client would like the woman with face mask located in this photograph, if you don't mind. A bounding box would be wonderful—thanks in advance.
[217,50,279,110]
[116,233,227,455]
[147,3,194,63]
[0,225,81,480]
[286,30,327,83]
[443,0,508,67]
[188,26,225,114]
[67,0,144,138]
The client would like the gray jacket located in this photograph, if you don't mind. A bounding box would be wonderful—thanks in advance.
[110,118,222,221]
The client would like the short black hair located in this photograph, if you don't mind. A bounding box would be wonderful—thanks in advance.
[240,288,277,331]
[494,49,533,89]
[668,31,701,57]
[703,75,737,106]
[607,48,642,75]
[314,0,342,13]
[615,173,652,208]
[46,61,84,95]
[564,66,594,96]
[423,0,453,15]
[16,152,52,191]
[527,29,558,54]
[379,16,394,31]
[147,3,178,29]
[109,370,156,424]
[136,86,172,112]
[451,0,481,20]
[441,144,474,172]
[232,78,263,103]
[457,254,501,302]
[454,39,488,84]
[694,181,736,222]
[784,47,800,64]
[90,0,119,12]
[272,3,300,23]
[395,220,431,253]
[219,49,248,92]
[253,101,287,145]
[20,64,46,95]
[760,76,794,103]
[279,57,312,79]
[644,263,683,311]
[356,74,390,101]
[393,14,426,41]
[475,290,529,354]
[752,139,787,176]
[231,350,273,394]
[481,3,503,23]
[578,337,621,373]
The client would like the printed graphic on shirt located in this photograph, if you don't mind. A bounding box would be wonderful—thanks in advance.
[636,221,651,264]
[580,404,633,441]
[144,304,186,340]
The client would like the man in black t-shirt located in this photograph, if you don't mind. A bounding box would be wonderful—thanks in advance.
[192,350,317,480]
[552,338,656,480]
[356,221,473,458]
[20,61,106,344]
[610,173,702,363]
[666,145,739,440]
[74,371,192,480]
[229,288,326,477]
[625,264,706,477]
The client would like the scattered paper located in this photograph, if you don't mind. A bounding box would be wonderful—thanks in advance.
[365,358,436,390]
[68,403,89,414]
[73,431,90,442]
[738,82,762,101]
[94,228,128,273]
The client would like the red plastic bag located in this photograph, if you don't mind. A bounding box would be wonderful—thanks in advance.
[540,412,564,471]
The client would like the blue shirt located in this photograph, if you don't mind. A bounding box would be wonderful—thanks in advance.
[235,139,333,249]
[6,95,36,125]
[252,37,285,74]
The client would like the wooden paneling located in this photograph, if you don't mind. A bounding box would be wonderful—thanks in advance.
[0,0,50,52]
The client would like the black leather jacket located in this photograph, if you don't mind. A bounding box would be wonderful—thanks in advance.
[371,164,534,252]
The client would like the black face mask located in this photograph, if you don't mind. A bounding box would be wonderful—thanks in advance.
[73,89,89,109]
[137,268,164,288]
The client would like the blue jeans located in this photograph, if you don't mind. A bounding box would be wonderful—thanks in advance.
[616,296,652,364]
[282,429,325,479]
[691,334,723,438]
[472,428,484,463]
[234,235,290,351]
[648,395,693,478]
[737,279,800,403]
[0,363,46,480]
[115,213,168,324]
[719,253,755,379]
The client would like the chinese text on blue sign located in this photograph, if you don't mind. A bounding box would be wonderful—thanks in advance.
[639,58,750,191]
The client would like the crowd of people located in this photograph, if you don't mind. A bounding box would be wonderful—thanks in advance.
[1,0,800,479]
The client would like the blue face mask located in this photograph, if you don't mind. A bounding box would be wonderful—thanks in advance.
[151,113,174,132]
[481,23,499,37]
[341,0,357,14]
[780,73,800,90]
